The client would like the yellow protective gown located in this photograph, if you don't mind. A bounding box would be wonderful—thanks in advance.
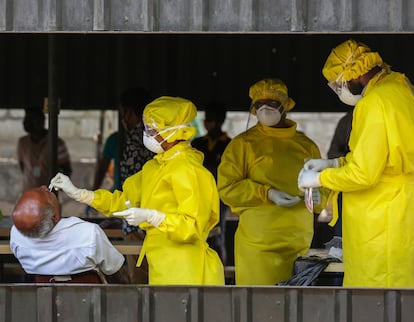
[217,121,321,285]
[91,141,224,285]
[321,71,414,287]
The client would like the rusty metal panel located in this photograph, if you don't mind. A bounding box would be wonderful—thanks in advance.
[1,0,414,32]
[256,0,299,32]
[301,288,337,322]
[401,290,414,322]
[250,287,286,321]
[60,0,93,32]
[1,285,414,322]
[351,289,385,322]
[109,0,150,32]
[9,286,38,321]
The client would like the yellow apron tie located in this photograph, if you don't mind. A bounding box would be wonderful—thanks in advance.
[136,237,147,267]
[328,190,340,227]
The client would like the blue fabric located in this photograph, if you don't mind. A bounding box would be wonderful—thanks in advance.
[102,131,120,190]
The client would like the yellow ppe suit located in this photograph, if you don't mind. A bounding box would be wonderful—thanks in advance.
[218,121,321,285]
[321,70,414,287]
[91,141,225,285]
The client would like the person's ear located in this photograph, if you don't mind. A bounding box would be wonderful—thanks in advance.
[52,212,60,225]
[347,79,364,95]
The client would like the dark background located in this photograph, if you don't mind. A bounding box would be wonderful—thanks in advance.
[1,33,413,112]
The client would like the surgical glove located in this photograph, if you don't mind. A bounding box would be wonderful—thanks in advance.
[298,169,321,191]
[304,158,339,171]
[49,172,94,204]
[113,208,166,227]
[268,189,301,207]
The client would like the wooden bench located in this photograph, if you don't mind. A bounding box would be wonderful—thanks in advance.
[102,228,123,239]
[0,227,10,238]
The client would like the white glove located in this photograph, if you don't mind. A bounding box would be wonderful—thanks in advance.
[268,189,301,207]
[298,169,321,191]
[49,172,94,204]
[113,208,166,227]
[304,158,339,171]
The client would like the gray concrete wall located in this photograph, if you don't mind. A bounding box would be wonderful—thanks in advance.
[0,109,345,217]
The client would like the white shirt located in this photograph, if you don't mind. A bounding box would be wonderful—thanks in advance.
[10,217,124,275]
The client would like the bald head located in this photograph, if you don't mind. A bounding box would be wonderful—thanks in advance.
[12,186,60,238]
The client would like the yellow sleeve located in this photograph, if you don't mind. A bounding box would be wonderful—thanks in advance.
[91,172,143,216]
[320,96,388,191]
[217,138,271,214]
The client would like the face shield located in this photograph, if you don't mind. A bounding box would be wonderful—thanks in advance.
[143,122,192,153]
[251,99,283,112]
[327,72,362,106]
[143,123,189,138]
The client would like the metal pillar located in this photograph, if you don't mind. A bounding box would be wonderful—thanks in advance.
[47,34,58,180]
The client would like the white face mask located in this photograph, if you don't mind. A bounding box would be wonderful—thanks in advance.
[337,83,362,106]
[256,105,283,126]
[143,132,165,153]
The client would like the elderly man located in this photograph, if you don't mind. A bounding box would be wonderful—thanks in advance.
[298,39,414,287]
[10,186,125,283]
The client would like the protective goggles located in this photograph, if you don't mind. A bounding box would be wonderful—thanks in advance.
[143,123,155,135]
[327,69,348,95]
[328,81,348,96]
[143,123,189,136]
[251,100,282,111]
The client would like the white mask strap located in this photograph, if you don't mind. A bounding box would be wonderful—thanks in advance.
[157,124,190,143]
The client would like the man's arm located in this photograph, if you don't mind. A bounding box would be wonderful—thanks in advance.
[104,269,128,284]
[327,111,353,158]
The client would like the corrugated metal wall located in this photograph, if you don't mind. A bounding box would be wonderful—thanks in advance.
[1,0,414,32]
[0,285,414,322]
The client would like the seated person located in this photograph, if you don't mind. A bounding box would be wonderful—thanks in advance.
[10,186,125,283]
